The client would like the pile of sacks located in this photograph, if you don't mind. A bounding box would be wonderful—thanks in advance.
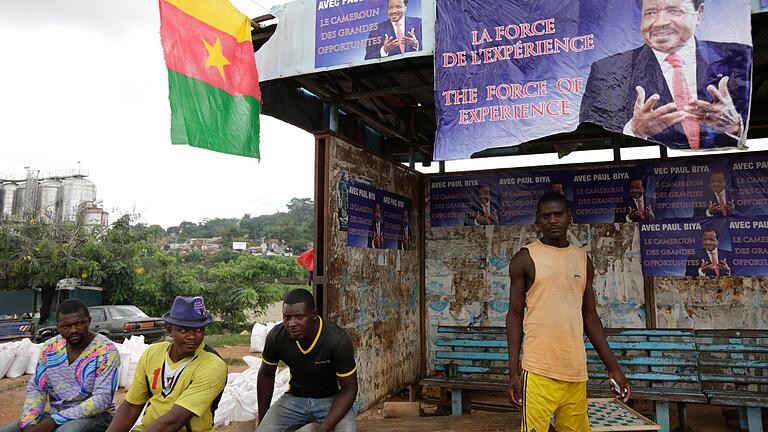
[115,335,149,388]
[0,339,43,379]
[213,355,290,426]
[250,322,280,353]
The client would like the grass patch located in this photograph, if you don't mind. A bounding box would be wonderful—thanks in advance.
[205,333,250,347]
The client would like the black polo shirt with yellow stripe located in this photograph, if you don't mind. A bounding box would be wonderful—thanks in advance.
[262,317,356,398]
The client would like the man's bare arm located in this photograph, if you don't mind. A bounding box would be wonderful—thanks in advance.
[257,362,278,422]
[106,401,145,432]
[317,373,358,432]
[506,249,531,407]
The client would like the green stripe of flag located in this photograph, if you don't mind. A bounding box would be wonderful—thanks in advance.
[168,70,260,159]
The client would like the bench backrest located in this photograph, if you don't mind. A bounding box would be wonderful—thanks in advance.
[585,329,701,394]
[432,326,702,391]
[695,329,768,395]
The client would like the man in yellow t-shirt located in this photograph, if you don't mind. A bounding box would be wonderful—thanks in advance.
[106,296,227,432]
[506,193,631,431]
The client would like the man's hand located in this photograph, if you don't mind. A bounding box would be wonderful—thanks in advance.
[685,76,741,136]
[381,34,400,54]
[508,374,523,407]
[706,201,723,216]
[719,258,731,276]
[631,86,687,138]
[699,259,714,275]
[27,417,56,432]
[645,206,655,220]
[404,28,419,49]
[723,200,736,214]
[627,207,642,221]
[608,368,631,403]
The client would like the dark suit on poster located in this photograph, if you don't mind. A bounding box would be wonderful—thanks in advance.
[364,17,423,60]
[368,219,383,248]
[580,40,752,149]
[614,196,655,223]
[685,248,732,277]
[693,189,738,217]
[464,201,499,226]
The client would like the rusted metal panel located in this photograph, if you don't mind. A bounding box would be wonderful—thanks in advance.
[654,276,768,329]
[424,185,648,374]
[325,136,421,411]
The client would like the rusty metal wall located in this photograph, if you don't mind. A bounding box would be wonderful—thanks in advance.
[425,213,647,373]
[655,277,768,328]
[325,136,421,411]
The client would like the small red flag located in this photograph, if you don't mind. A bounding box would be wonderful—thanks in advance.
[298,248,314,272]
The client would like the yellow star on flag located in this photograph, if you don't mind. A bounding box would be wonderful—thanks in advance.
[202,37,230,81]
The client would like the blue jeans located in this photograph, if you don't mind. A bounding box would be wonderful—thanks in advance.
[257,394,356,432]
[0,413,112,432]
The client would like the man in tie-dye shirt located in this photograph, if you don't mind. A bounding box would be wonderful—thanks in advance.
[0,300,119,432]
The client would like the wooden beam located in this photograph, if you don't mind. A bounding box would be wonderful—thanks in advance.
[342,84,433,101]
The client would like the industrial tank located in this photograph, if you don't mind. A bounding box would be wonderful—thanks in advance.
[81,205,109,228]
[37,180,62,222]
[0,183,17,217]
[12,183,26,217]
[61,177,96,223]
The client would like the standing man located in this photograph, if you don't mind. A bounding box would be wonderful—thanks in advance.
[257,289,357,432]
[506,193,630,431]
[694,171,736,217]
[364,0,422,60]
[685,228,731,277]
[615,177,655,222]
[580,0,751,149]
[0,300,119,432]
[106,296,227,432]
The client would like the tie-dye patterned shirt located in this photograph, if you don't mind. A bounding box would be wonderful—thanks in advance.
[19,333,119,428]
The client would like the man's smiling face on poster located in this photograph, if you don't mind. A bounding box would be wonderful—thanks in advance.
[641,0,703,54]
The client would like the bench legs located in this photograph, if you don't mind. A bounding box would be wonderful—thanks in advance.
[677,403,688,432]
[747,407,763,432]
[451,389,463,416]
[654,401,670,432]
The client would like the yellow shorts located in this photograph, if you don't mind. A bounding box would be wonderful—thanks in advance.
[521,370,590,432]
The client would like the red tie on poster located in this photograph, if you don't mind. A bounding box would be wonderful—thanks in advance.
[709,251,720,276]
[396,22,405,53]
[718,192,728,216]
[666,53,700,149]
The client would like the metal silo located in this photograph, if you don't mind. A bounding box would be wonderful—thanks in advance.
[61,177,97,223]
[81,205,109,228]
[0,183,17,217]
[12,183,26,217]
[37,180,62,223]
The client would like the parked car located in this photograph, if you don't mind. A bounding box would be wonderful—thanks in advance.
[0,319,34,342]
[36,305,165,343]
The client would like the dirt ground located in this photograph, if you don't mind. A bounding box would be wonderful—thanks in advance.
[1,345,763,431]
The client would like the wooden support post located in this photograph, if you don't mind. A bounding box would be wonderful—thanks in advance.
[676,402,688,432]
[747,407,763,432]
[654,401,670,432]
[451,389,463,416]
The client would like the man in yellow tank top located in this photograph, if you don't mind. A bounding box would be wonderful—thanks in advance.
[506,192,631,431]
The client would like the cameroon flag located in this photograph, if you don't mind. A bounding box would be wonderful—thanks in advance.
[159,0,261,158]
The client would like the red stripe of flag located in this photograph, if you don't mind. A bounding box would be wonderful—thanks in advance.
[159,0,261,101]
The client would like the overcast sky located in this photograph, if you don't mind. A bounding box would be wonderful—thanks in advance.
[0,0,310,228]
[1,1,765,228]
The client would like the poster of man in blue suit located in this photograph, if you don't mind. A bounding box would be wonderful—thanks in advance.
[580,0,752,150]
[364,0,422,60]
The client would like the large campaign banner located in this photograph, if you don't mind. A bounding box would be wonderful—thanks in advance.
[347,179,413,250]
[434,0,753,160]
[315,0,425,68]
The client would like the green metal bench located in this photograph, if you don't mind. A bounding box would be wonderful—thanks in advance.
[696,329,768,432]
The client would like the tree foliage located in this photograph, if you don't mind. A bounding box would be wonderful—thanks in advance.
[0,213,308,328]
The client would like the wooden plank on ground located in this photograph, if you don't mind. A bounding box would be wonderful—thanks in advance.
[357,412,521,432]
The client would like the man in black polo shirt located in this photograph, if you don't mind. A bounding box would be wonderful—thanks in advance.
[256,289,358,432]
